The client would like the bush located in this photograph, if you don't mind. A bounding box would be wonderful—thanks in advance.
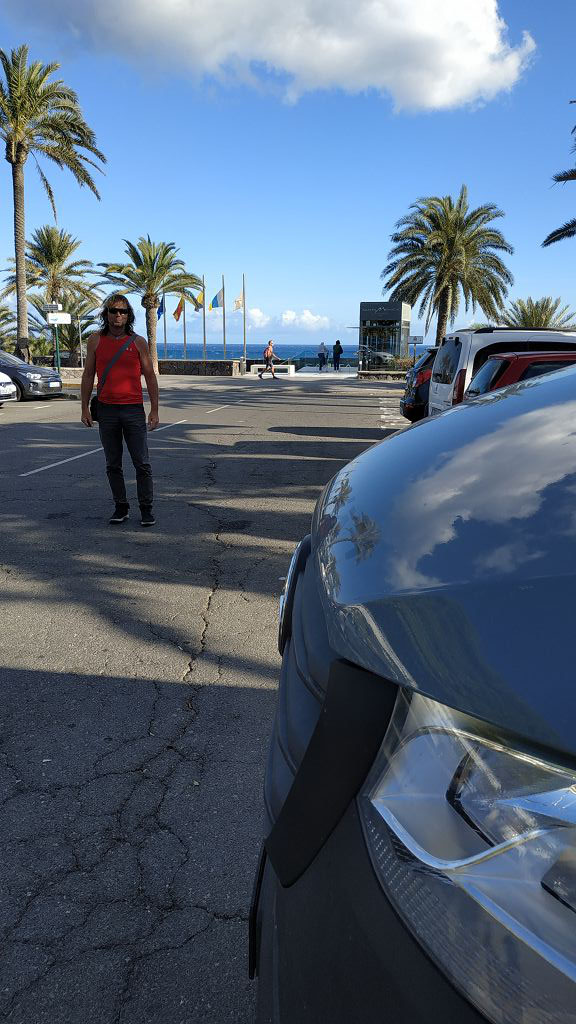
[389,356,414,371]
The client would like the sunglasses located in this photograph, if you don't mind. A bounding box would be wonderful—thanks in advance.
[108,307,129,315]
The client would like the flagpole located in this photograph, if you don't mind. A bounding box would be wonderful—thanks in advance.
[222,274,226,359]
[242,273,246,364]
[162,291,167,359]
[183,295,187,360]
[202,275,206,365]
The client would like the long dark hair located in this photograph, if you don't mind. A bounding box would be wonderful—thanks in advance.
[99,293,136,335]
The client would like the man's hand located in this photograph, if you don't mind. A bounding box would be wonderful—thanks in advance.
[81,408,94,428]
[148,411,159,430]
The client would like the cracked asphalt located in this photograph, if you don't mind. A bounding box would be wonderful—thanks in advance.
[0,374,398,1023]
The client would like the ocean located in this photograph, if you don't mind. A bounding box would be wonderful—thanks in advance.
[159,342,429,361]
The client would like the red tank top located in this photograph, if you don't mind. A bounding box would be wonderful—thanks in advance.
[95,334,143,404]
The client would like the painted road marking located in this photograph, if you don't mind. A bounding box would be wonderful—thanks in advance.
[19,420,187,477]
[205,405,231,414]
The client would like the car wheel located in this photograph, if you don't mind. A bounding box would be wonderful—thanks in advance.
[14,382,23,401]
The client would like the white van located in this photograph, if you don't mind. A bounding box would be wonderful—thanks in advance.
[428,328,576,416]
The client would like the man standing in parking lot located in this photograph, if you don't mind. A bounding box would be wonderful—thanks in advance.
[80,294,159,526]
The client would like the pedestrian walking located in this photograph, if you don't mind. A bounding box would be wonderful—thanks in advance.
[258,340,280,379]
[318,342,327,371]
[332,339,343,371]
[80,293,159,526]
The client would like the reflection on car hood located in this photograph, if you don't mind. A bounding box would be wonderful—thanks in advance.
[313,365,576,757]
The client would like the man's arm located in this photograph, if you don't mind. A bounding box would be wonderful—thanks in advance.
[134,337,159,430]
[80,334,99,427]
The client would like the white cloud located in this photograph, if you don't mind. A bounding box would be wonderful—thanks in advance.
[10,0,535,110]
[247,307,270,328]
[281,309,329,330]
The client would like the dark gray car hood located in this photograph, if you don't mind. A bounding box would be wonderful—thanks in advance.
[313,367,576,757]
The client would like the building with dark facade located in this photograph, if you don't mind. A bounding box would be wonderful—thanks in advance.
[358,301,411,369]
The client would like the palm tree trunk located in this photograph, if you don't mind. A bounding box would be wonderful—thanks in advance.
[435,288,451,345]
[144,303,159,372]
[11,160,30,361]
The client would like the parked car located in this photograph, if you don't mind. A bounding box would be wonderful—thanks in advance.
[0,349,62,400]
[399,347,438,421]
[251,362,576,1024]
[0,369,17,406]
[428,327,576,415]
[464,349,576,399]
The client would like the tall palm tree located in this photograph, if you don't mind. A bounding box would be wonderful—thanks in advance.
[500,296,576,330]
[0,45,105,358]
[382,185,514,344]
[542,101,576,248]
[2,225,96,305]
[99,236,202,370]
[0,303,16,350]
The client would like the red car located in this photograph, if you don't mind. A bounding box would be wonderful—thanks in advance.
[465,350,576,399]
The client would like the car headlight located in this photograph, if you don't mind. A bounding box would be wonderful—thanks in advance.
[359,690,576,1024]
[25,373,43,381]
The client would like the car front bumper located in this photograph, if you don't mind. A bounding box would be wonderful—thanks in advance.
[0,385,17,402]
[253,799,487,1024]
[253,544,487,1024]
[22,378,63,397]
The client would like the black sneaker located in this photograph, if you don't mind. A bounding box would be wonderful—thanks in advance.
[109,504,129,524]
[140,508,156,527]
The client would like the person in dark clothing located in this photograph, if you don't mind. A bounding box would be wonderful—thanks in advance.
[332,340,343,371]
[80,293,159,526]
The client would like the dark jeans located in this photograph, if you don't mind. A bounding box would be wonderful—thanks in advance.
[98,402,153,508]
[333,356,340,370]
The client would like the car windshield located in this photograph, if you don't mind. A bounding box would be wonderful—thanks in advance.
[466,358,508,397]
[431,338,461,385]
[412,349,437,372]
[0,350,27,366]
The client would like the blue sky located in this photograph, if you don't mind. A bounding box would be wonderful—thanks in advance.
[0,0,575,347]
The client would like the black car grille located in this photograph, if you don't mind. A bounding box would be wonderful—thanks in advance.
[264,552,333,829]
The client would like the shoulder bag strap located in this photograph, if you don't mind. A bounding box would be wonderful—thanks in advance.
[96,334,137,397]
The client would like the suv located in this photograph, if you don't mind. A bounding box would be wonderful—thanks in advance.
[428,328,576,415]
[251,363,576,1024]
[400,347,438,421]
[465,350,576,398]
[0,349,62,400]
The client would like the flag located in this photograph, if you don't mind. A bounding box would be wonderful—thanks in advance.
[173,296,184,322]
[233,293,243,311]
[157,296,164,321]
[195,291,204,309]
[209,288,223,310]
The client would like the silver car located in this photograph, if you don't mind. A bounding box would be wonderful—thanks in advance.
[252,363,576,1024]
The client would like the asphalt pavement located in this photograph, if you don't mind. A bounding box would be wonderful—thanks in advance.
[0,375,404,1024]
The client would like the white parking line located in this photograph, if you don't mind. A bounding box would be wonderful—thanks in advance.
[205,404,231,414]
[19,420,187,477]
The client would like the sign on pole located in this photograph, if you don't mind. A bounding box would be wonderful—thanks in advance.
[42,303,63,313]
[46,312,71,325]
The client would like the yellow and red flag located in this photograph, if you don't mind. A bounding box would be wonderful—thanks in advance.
[173,296,184,322]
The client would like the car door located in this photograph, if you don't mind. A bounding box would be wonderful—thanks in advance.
[428,336,469,414]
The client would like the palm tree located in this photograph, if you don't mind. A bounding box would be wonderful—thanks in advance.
[499,296,576,330]
[2,225,96,305]
[99,236,202,370]
[0,303,16,350]
[382,185,514,344]
[542,101,576,248]
[0,45,105,358]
